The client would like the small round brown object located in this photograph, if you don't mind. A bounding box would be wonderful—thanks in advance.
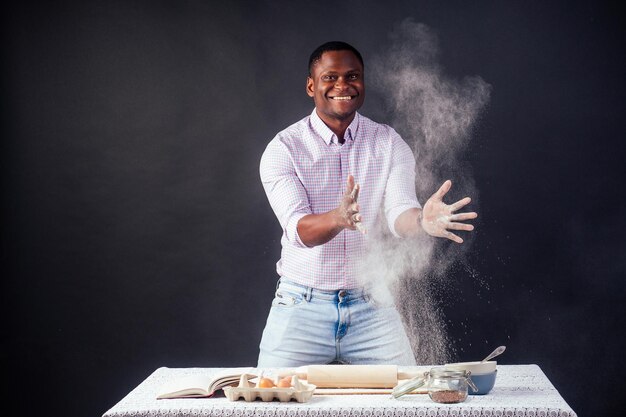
[277,376,292,388]
[257,377,276,388]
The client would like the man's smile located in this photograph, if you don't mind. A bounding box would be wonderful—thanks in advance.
[329,95,357,100]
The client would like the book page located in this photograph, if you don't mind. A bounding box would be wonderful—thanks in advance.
[157,368,258,399]
[209,367,257,391]
[157,374,214,399]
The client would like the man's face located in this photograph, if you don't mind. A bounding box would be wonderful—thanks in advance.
[307,50,365,123]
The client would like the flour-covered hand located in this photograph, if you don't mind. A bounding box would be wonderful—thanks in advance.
[337,175,364,232]
[421,180,477,243]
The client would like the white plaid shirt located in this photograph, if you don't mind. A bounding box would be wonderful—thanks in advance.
[260,109,420,290]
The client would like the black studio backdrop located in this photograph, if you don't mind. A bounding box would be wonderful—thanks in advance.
[2,1,625,417]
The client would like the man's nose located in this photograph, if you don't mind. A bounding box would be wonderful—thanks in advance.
[334,77,349,89]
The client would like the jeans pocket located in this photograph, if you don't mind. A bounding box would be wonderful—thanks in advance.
[271,288,305,308]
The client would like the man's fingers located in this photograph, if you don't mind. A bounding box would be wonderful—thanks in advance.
[350,183,360,202]
[449,212,478,221]
[432,179,452,200]
[445,231,463,244]
[345,175,355,194]
[447,222,475,231]
[449,197,471,212]
[340,175,366,233]
[451,235,463,244]
[344,175,361,203]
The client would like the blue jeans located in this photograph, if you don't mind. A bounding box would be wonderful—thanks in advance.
[257,279,417,367]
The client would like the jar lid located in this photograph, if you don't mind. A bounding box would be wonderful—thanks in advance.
[429,367,471,379]
[391,374,427,399]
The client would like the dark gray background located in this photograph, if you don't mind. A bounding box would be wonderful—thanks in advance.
[2,1,624,416]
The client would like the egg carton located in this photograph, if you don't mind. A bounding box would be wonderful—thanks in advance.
[223,374,316,403]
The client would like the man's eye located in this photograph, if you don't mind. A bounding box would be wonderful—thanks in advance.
[322,75,337,81]
[348,74,360,80]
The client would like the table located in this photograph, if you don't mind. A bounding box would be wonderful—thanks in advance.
[103,365,577,417]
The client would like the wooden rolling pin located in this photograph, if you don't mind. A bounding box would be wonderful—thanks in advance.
[278,365,425,388]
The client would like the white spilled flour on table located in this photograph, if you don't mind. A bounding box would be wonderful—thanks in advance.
[360,19,491,364]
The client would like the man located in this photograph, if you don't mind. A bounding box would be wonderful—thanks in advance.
[258,41,477,367]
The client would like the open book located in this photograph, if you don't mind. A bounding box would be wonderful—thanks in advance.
[157,368,256,399]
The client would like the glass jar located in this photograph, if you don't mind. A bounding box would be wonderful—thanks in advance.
[392,367,478,404]
[427,367,477,403]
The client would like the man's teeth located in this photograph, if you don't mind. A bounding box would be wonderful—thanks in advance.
[332,96,352,100]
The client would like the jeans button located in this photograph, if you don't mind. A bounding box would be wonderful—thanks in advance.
[338,290,346,297]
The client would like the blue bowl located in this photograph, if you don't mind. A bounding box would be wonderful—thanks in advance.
[469,370,497,395]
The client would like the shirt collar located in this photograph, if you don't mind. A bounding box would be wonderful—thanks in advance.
[310,109,360,145]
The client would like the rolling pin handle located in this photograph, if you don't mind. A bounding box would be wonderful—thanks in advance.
[397,369,425,380]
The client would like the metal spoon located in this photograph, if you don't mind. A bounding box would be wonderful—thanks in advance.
[482,345,506,362]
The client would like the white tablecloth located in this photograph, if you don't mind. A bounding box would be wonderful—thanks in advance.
[103,365,576,417]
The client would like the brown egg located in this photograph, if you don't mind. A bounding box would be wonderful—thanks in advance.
[257,377,275,388]
[277,376,292,388]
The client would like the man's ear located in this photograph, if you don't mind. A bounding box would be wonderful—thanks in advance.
[306,76,314,97]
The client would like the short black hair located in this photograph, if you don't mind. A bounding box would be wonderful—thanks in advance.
[308,41,364,75]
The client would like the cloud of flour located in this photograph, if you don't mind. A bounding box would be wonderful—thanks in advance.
[359,19,491,364]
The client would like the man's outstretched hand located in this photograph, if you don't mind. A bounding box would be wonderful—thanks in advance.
[296,175,366,247]
[421,180,478,243]
[337,175,366,234]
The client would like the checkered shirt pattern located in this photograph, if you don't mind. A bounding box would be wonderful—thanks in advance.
[260,109,420,290]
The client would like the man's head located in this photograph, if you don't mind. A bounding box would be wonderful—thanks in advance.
[308,41,364,76]
[306,41,365,126]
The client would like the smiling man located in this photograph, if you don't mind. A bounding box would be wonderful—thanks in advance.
[257,41,477,367]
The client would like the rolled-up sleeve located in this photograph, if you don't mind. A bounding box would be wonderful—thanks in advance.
[384,130,421,237]
[259,138,311,248]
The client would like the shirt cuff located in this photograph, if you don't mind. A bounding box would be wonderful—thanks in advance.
[285,212,309,248]
[387,204,421,238]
